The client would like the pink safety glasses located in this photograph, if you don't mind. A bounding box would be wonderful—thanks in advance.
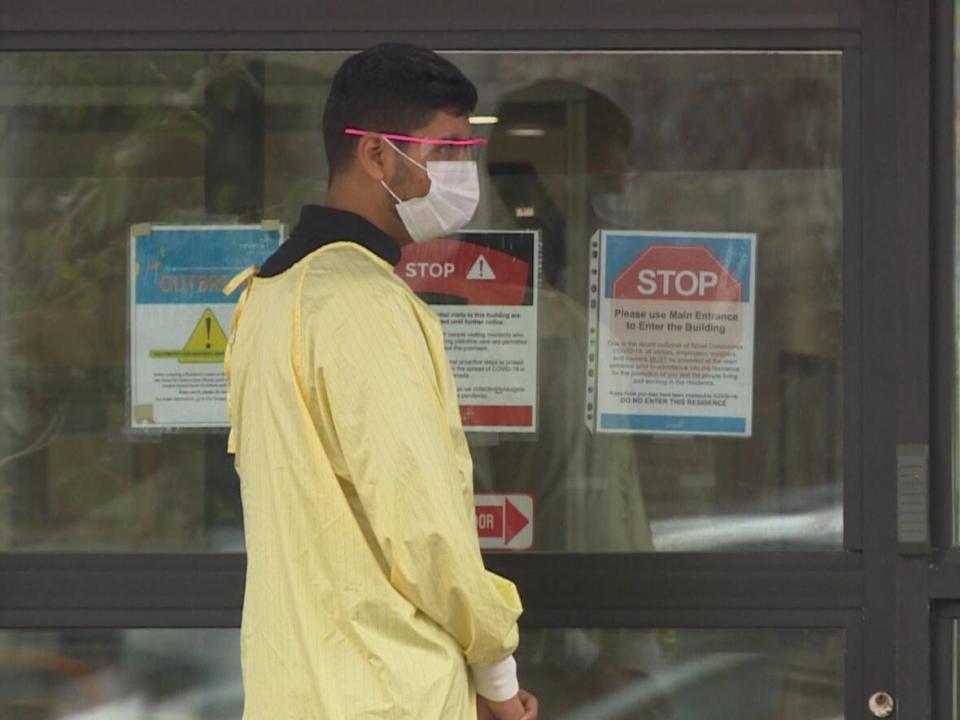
[344,127,486,161]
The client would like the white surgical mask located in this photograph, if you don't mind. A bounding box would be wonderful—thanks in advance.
[589,174,642,228]
[381,138,480,243]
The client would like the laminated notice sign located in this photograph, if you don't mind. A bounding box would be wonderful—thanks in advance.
[129,223,282,430]
[397,230,539,433]
[586,230,757,437]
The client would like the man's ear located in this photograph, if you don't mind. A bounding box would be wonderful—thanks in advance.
[356,134,388,182]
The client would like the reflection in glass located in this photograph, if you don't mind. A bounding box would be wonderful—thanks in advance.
[0,53,252,552]
[1,51,842,551]
[0,628,842,719]
[461,53,843,551]
[0,629,241,719]
[528,628,844,720]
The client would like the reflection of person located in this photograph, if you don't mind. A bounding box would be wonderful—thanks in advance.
[225,44,536,720]
[476,80,664,716]
[485,79,635,296]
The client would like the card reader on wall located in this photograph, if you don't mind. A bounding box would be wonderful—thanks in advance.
[897,444,930,554]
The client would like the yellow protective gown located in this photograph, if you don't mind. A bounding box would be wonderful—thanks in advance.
[224,241,522,720]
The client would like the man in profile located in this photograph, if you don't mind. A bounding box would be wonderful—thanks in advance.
[225,43,537,720]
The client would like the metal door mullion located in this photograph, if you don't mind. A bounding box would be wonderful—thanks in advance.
[861,0,901,718]
[523,608,862,629]
[931,0,957,551]
[1,0,863,36]
[843,45,865,551]
[933,605,959,720]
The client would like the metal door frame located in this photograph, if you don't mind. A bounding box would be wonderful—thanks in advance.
[1,1,951,717]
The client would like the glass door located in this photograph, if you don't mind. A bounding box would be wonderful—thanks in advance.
[0,1,947,718]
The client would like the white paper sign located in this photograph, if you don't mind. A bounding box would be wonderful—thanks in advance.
[397,230,540,433]
[586,230,757,436]
[128,223,282,430]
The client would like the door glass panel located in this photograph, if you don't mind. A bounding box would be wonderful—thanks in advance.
[0,629,241,719]
[456,52,843,551]
[521,627,845,720]
[0,627,843,719]
[0,50,842,551]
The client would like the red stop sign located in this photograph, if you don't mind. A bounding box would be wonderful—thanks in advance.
[612,245,742,302]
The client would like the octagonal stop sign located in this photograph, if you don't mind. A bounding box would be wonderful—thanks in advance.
[612,244,743,302]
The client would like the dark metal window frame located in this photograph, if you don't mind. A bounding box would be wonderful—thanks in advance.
[1,0,953,717]
[934,603,960,720]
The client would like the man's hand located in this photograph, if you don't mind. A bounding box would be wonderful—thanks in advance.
[477,689,539,720]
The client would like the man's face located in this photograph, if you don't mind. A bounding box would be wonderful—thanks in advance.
[383,110,474,203]
[587,137,632,198]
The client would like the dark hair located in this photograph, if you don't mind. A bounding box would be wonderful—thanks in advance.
[323,43,478,179]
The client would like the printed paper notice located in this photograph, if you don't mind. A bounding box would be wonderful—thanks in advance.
[397,230,539,433]
[129,224,282,429]
[586,230,757,436]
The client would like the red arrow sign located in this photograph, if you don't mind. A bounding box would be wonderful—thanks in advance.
[475,506,504,539]
[474,494,534,550]
[504,498,529,545]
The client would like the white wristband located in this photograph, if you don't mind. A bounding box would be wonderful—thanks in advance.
[472,655,519,702]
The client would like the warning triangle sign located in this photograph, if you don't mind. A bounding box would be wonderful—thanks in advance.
[466,254,497,281]
[180,308,228,363]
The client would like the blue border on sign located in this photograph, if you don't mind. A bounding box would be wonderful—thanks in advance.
[136,227,281,305]
[603,234,753,301]
[600,413,747,434]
